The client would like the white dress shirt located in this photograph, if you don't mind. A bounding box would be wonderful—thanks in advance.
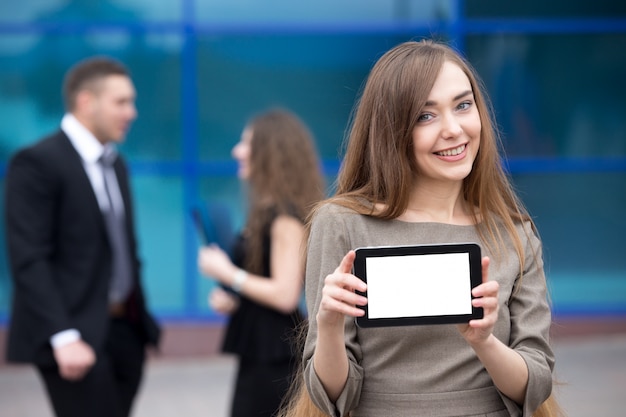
[50,113,126,349]
[61,113,125,214]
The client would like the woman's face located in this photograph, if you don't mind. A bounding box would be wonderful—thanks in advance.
[411,61,481,185]
[232,127,253,180]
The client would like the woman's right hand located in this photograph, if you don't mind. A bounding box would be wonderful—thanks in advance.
[209,287,240,315]
[316,250,368,328]
[198,245,238,285]
[313,251,367,402]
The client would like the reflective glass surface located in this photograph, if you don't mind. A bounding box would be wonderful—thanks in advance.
[133,176,186,312]
[512,172,626,314]
[466,34,626,157]
[465,0,626,18]
[0,180,9,317]
[1,1,625,322]
[0,33,183,161]
[0,0,181,24]
[196,0,453,25]
[196,33,422,161]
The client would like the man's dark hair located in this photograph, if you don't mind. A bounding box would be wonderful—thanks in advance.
[62,56,130,111]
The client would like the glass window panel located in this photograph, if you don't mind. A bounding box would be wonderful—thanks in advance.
[512,172,626,314]
[0,0,65,24]
[196,33,429,161]
[196,0,452,25]
[3,0,624,326]
[0,33,183,161]
[466,34,626,157]
[109,0,181,21]
[0,0,181,24]
[122,34,183,161]
[198,176,246,231]
[0,180,9,319]
[465,0,626,18]
[133,176,186,313]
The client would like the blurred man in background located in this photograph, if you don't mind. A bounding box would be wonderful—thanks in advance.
[4,56,160,417]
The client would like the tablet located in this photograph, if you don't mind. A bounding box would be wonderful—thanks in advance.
[354,243,483,327]
[190,201,235,256]
[191,201,238,294]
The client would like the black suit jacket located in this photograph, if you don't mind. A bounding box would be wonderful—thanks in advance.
[4,130,160,367]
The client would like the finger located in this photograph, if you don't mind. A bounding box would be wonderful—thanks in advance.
[319,295,366,317]
[325,271,366,295]
[59,365,73,380]
[335,250,356,275]
[472,280,499,298]
[75,366,92,381]
[60,364,84,381]
[472,295,499,311]
[324,283,368,306]
[481,256,490,284]
[329,251,368,293]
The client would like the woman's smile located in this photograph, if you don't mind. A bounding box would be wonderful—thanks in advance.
[434,143,467,160]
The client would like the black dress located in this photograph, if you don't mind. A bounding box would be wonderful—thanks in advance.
[222,209,304,417]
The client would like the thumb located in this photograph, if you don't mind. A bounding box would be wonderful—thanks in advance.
[335,250,356,275]
[481,256,490,284]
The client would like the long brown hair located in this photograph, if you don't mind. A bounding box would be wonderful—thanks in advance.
[243,108,325,274]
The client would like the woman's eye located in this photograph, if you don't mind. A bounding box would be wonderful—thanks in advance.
[457,101,472,111]
[417,113,433,122]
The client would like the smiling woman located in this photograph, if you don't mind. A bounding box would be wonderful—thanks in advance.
[410,61,481,188]
[277,39,564,417]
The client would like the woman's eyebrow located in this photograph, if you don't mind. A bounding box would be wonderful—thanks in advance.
[424,90,473,107]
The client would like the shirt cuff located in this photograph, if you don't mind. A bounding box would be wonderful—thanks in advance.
[50,329,81,348]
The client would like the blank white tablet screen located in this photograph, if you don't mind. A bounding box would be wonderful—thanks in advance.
[365,252,472,319]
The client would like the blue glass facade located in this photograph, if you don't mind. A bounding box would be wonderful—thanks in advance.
[1,0,625,322]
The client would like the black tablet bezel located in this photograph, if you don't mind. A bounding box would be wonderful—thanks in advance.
[354,243,483,327]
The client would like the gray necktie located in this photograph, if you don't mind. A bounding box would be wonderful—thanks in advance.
[99,149,133,304]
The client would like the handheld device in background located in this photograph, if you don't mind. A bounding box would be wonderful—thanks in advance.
[191,201,235,255]
[191,201,237,294]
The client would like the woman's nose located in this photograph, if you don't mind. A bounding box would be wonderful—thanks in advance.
[441,113,463,139]
[231,143,241,159]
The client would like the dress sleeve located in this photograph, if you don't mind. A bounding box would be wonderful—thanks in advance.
[302,203,364,417]
[501,222,555,416]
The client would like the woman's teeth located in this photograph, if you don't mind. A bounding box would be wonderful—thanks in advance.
[436,144,465,156]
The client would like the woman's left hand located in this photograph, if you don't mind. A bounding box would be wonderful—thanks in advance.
[209,286,240,314]
[198,244,238,284]
[457,256,499,345]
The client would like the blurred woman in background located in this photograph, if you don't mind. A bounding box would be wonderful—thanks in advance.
[198,108,325,417]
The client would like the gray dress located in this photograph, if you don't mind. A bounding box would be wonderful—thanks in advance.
[303,203,554,417]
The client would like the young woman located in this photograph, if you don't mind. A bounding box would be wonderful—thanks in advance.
[279,40,561,417]
[198,108,325,417]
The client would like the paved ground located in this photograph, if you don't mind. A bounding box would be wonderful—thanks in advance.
[1,333,625,417]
